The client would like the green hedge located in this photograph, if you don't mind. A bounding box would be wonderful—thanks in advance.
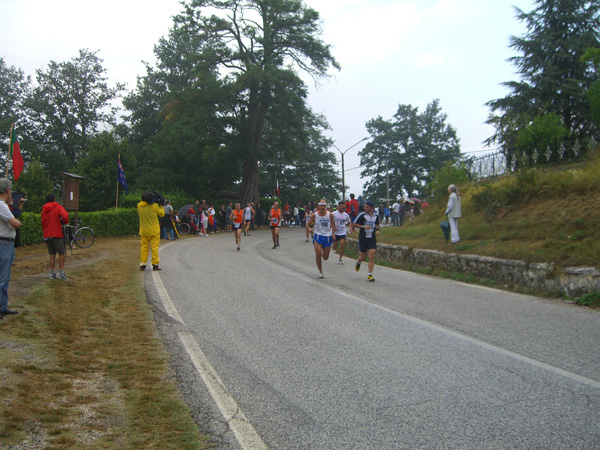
[19,208,140,246]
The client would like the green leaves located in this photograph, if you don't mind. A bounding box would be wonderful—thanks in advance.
[360,100,461,201]
[487,0,600,149]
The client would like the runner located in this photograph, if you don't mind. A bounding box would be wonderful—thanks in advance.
[283,201,291,226]
[332,201,351,265]
[268,201,282,249]
[243,202,254,236]
[310,199,337,279]
[230,203,244,250]
[351,200,380,282]
[305,204,314,242]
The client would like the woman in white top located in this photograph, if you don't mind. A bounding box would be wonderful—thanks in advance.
[243,203,254,236]
[444,184,462,244]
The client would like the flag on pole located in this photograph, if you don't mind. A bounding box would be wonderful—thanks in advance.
[118,158,128,193]
[276,177,280,197]
[9,124,24,180]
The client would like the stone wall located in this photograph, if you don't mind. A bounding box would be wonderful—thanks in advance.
[346,239,600,297]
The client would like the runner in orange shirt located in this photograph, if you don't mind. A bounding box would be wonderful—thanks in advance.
[268,201,283,249]
[230,203,244,251]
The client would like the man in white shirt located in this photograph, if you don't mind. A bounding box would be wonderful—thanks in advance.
[309,199,337,279]
[392,199,400,226]
[332,201,351,265]
[0,179,23,318]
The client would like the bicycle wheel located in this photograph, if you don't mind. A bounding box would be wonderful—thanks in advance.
[73,227,95,248]
[179,223,190,234]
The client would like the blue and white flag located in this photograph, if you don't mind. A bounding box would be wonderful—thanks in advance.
[118,159,128,193]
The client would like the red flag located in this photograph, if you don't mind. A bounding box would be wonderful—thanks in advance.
[9,125,24,180]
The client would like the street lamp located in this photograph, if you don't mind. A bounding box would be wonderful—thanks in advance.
[333,137,369,203]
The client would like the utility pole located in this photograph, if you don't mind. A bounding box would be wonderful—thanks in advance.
[333,137,369,203]
[386,153,390,208]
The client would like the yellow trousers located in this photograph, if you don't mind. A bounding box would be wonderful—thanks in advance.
[140,234,160,266]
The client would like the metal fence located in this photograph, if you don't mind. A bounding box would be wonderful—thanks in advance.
[466,137,597,179]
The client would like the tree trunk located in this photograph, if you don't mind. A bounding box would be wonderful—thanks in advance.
[240,85,268,205]
[240,152,260,206]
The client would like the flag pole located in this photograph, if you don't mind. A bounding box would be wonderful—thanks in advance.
[115,154,120,211]
[6,123,14,178]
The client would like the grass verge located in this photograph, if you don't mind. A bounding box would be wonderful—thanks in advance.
[377,153,600,268]
[0,237,211,450]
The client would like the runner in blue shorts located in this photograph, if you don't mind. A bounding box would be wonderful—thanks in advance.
[310,199,337,279]
[332,201,351,265]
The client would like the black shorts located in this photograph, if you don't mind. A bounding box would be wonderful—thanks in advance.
[358,236,377,253]
[333,234,346,242]
[270,225,280,230]
[46,237,66,256]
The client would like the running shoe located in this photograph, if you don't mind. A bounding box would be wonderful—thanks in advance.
[243,230,246,236]
[367,274,375,282]
[272,244,277,249]
[355,260,361,272]
[237,245,240,251]
[48,273,57,279]
[56,272,70,281]
[305,239,309,242]
[338,259,344,265]
[319,271,324,279]
[276,240,280,247]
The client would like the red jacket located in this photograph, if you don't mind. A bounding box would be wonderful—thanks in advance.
[41,202,69,239]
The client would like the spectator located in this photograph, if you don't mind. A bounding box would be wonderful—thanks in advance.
[294,202,300,227]
[226,202,233,232]
[391,199,400,226]
[161,200,174,240]
[219,204,227,231]
[445,184,462,244]
[255,202,263,229]
[348,194,359,221]
[137,192,165,271]
[41,193,70,281]
[0,179,23,318]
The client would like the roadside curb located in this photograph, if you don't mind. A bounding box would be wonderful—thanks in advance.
[346,239,600,297]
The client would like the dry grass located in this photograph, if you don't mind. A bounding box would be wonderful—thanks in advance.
[0,237,210,450]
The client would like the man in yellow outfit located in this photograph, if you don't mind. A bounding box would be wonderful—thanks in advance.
[138,192,165,271]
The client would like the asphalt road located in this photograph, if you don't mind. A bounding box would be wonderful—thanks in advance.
[146,227,600,449]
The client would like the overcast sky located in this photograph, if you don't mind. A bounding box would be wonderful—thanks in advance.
[1,0,534,197]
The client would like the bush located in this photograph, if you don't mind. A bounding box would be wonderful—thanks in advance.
[19,208,141,246]
[427,162,470,200]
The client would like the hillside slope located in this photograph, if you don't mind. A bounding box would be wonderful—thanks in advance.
[379,153,600,268]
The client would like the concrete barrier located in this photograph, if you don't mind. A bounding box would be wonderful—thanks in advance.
[346,239,599,297]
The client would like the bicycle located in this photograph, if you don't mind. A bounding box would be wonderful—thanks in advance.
[63,220,96,254]
[178,222,191,235]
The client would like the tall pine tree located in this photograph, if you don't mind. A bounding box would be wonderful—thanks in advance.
[486,0,600,150]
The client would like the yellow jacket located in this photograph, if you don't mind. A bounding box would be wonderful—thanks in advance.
[137,201,165,236]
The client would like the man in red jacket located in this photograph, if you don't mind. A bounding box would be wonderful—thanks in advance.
[41,193,70,281]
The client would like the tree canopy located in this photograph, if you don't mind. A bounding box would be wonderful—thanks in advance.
[486,0,600,151]
[359,100,461,202]
[23,49,124,186]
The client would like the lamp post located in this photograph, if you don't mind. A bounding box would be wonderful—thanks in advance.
[333,137,369,203]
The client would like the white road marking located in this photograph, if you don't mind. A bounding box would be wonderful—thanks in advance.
[258,250,600,391]
[152,270,268,450]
